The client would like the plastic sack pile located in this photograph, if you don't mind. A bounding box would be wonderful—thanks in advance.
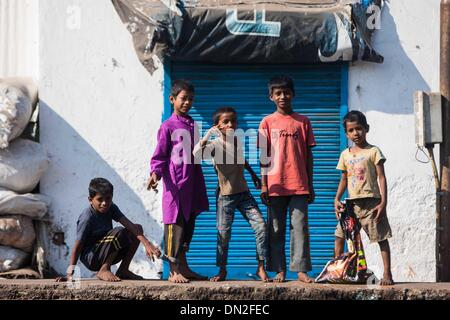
[0,78,50,277]
[315,202,369,284]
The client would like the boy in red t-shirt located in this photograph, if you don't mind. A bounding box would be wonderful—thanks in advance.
[258,76,316,283]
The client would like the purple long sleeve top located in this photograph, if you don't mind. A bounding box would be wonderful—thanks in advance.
[150,114,209,224]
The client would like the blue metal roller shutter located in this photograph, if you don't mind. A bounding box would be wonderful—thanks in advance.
[166,62,347,280]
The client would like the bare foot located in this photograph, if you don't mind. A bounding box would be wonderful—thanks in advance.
[180,266,208,281]
[256,267,270,283]
[116,269,144,280]
[272,271,286,283]
[210,269,227,282]
[297,272,314,283]
[380,273,394,286]
[97,270,121,282]
[168,271,190,283]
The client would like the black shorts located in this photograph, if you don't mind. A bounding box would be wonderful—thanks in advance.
[81,227,131,271]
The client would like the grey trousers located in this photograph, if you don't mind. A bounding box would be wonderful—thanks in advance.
[267,195,312,273]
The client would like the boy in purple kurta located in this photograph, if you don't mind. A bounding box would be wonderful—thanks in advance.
[147,79,209,283]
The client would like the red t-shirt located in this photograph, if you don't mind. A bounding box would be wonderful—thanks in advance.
[258,112,316,196]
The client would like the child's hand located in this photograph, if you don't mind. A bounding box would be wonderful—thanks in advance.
[260,186,270,206]
[252,174,262,189]
[200,126,221,148]
[55,276,69,282]
[55,266,75,282]
[55,275,74,283]
[334,200,345,220]
[146,172,159,192]
[373,202,386,223]
[206,126,221,139]
[145,243,161,262]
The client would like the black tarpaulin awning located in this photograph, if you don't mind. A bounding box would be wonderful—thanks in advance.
[112,0,384,73]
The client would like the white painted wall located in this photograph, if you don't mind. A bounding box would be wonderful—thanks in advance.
[0,0,39,78]
[37,0,440,281]
[39,0,165,278]
[348,0,440,282]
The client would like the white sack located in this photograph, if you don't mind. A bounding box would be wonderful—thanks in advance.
[0,78,38,149]
[0,246,29,272]
[0,215,36,252]
[0,139,50,193]
[0,188,49,219]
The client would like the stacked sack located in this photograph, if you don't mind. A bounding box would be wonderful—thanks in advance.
[0,78,50,275]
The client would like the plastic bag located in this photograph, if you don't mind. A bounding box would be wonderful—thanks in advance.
[0,78,38,149]
[0,188,49,219]
[0,245,29,272]
[0,138,50,193]
[0,215,36,253]
[315,201,369,284]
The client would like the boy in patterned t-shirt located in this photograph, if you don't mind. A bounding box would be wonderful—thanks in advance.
[334,111,393,286]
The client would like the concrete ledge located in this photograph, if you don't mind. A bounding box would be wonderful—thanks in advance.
[1,280,450,300]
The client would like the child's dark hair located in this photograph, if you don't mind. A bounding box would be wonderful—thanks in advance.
[268,76,295,95]
[212,107,237,125]
[170,79,195,97]
[89,178,114,198]
[343,110,369,131]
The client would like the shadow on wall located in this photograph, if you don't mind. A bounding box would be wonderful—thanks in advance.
[350,1,432,114]
[39,100,163,278]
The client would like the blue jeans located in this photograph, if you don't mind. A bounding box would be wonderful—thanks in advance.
[216,191,268,267]
[267,195,312,273]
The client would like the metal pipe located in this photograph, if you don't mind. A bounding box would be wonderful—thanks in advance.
[439,0,450,282]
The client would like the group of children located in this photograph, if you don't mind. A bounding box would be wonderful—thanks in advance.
[59,76,394,286]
